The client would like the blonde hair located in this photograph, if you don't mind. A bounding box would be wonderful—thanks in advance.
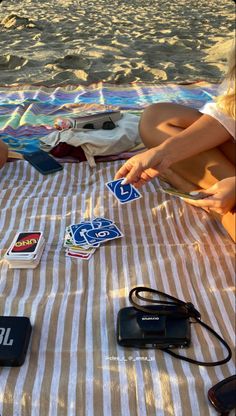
[216,41,236,119]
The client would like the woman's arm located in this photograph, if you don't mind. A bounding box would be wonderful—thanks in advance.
[115,114,233,186]
[0,140,8,169]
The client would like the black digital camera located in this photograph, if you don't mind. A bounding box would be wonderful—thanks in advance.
[116,287,232,367]
[117,305,191,349]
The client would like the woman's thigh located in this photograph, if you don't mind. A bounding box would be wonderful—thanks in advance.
[139,102,235,188]
[139,102,201,148]
[219,140,236,165]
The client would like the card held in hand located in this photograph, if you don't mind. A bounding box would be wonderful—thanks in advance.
[106,179,142,204]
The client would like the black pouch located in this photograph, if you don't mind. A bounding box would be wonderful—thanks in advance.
[0,316,32,366]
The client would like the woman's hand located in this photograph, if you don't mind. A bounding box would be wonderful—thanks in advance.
[114,146,172,188]
[183,177,236,215]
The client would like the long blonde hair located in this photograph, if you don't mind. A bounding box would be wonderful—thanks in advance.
[216,41,236,119]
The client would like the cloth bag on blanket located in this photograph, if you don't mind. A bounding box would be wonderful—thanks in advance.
[40,113,141,167]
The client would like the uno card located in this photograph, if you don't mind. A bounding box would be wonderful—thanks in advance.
[6,235,45,268]
[161,187,209,200]
[67,245,96,255]
[64,227,74,246]
[66,251,93,260]
[83,224,123,245]
[64,217,122,260]
[106,179,142,204]
[7,240,45,262]
[7,232,43,257]
[70,222,94,246]
[92,217,114,228]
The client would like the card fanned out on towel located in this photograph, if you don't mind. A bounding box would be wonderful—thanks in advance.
[64,217,123,260]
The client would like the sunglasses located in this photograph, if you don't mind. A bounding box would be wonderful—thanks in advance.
[208,375,236,415]
[83,118,116,131]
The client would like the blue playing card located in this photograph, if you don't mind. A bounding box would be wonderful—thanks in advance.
[83,224,123,245]
[70,222,100,247]
[92,217,114,228]
[106,179,142,204]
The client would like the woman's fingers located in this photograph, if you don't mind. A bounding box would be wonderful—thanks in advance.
[132,178,146,188]
[114,150,170,188]
[184,195,232,215]
[114,164,131,180]
[125,163,143,184]
[115,160,144,184]
[183,196,214,208]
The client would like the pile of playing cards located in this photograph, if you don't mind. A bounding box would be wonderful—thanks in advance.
[64,217,123,260]
[5,232,45,269]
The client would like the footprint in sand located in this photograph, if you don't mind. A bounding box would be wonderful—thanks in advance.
[0,54,28,70]
[50,54,91,70]
[1,13,41,30]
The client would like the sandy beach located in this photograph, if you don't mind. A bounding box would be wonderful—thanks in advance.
[0,0,235,86]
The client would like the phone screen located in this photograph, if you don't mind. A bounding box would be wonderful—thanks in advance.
[24,150,63,175]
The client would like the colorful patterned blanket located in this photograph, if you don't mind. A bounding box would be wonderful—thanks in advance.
[0,82,218,155]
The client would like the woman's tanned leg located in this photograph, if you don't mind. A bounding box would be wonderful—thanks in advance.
[139,102,236,188]
[139,102,201,148]
[139,103,236,240]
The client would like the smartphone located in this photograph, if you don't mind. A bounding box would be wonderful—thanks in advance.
[208,375,236,413]
[23,150,63,175]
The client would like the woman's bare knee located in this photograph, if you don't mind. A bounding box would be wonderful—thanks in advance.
[139,103,176,148]
[139,103,201,149]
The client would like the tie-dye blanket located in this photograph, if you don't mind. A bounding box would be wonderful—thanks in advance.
[0,82,218,155]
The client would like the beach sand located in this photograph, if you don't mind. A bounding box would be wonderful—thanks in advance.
[0,0,235,86]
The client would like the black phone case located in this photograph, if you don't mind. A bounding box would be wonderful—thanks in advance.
[24,150,63,175]
[208,375,236,412]
[0,316,32,366]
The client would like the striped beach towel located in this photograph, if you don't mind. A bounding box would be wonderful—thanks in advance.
[0,160,235,416]
[0,82,217,155]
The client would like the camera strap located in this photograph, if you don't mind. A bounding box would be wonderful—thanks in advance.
[129,286,232,366]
